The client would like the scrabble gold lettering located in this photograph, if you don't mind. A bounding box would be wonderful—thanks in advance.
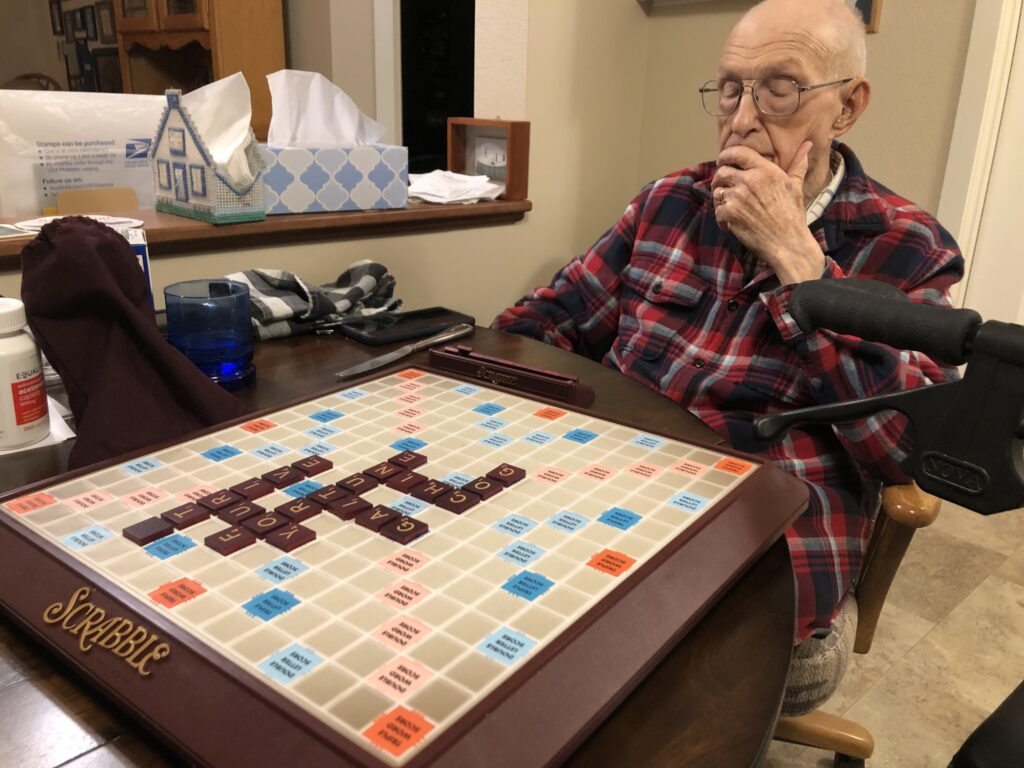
[42,587,170,677]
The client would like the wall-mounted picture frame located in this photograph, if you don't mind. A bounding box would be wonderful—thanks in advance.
[853,0,882,33]
[92,47,122,92]
[447,118,531,201]
[49,0,64,35]
[83,4,98,41]
[95,1,116,44]
[63,11,76,42]
[73,7,88,39]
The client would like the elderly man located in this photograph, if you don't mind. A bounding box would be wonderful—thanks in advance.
[493,0,963,713]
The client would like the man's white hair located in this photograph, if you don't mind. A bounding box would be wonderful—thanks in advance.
[747,0,868,78]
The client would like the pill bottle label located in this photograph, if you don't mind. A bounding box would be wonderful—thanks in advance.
[12,370,47,425]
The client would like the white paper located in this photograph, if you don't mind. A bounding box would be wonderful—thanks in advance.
[266,70,386,148]
[408,170,504,204]
[181,73,255,189]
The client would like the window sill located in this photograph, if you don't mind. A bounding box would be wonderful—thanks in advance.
[0,198,532,269]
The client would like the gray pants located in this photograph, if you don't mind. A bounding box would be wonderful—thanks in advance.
[781,595,858,716]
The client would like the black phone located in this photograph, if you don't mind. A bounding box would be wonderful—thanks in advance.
[336,307,475,346]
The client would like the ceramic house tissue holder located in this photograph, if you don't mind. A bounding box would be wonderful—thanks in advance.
[150,90,265,225]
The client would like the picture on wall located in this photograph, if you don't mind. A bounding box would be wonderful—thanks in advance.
[95,1,117,44]
[49,0,64,35]
[83,5,98,41]
[853,0,882,33]
[92,47,122,92]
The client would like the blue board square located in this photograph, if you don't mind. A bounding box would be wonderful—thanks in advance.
[243,589,300,621]
[494,515,537,537]
[547,511,589,533]
[473,402,506,416]
[598,507,642,530]
[144,534,195,560]
[390,437,428,452]
[563,428,599,444]
[478,628,537,665]
[502,570,555,601]
[121,458,163,475]
[668,492,710,512]
[258,556,309,583]
[201,445,242,462]
[259,643,322,684]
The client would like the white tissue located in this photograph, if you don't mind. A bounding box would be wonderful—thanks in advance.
[266,70,385,148]
[181,73,255,189]
[408,170,504,204]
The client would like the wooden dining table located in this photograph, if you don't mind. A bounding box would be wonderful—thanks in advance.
[0,326,800,768]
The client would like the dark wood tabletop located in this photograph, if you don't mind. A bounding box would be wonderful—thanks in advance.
[0,327,797,768]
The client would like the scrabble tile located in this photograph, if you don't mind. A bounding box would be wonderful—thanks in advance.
[355,505,400,532]
[205,526,257,555]
[218,502,266,525]
[463,476,504,500]
[487,463,526,486]
[436,488,482,515]
[364,461,402,482]
[410,479,452,502]
[123,517,174,545]
[266,524,317,552]
[229,477,275,500]
[379,516,429,545]
[275,497,322,522]
[292,455,333,477]
[197,490,244,511]
[337,473,380,495]
[327,495,372,521]
[261,466,306,488]
[388,451,428,470]
[386,470,428,493]
[307,485,351,506]
[243,512,291,537]
[161,503,211,529]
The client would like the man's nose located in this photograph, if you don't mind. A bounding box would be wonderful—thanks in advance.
[729,87,761,134]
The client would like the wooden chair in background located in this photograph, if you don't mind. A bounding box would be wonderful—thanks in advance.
[773,483,942,767]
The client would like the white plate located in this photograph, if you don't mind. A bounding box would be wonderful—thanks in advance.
[14,215,145,232]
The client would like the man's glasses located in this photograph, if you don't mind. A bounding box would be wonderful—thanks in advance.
[699,76,853,117]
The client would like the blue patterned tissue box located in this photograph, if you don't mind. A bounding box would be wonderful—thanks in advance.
[259,145,409,214]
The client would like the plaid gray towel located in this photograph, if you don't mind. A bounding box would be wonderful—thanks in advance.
[226,260,401,340]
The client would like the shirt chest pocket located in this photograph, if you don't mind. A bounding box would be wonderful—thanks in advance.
[616,256,709,368]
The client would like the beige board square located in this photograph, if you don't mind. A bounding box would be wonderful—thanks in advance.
[328,684,393,731]
[174,593,234,626]
[19,504,73,526]
[442,575,490,605]
[470,528,517,553]
[628,515,677,543]
[688,479,727,500]
[444,611,499,646]
[475,590,528,623]
[305,620,361,658]
[407,677,472,724]
[613,532,659,559]
[565,564,614,594]
[169,545,222,572]
[303,514,344,536]
[317,583,363,615]
[446,651,504,691]
[576,520,624,547]
[471,557,519,584]
[104,550,157,578]
[556,534,604,562]
[124,561,187,593]
[537,585,591,617]
[440,544,487,573]
[508,604,564,640]
[407,593,460,626]
[407,631,465,671]
[411,560,462,591]
[294,663,358,707]
[521,525,563,550]
[196,558,246,586]
[81,537,135,564]
[231,625,292,663]
[407,532,460,561]
[527,553,577,581]
[327,524,374,549]
[45,515,98,538]
[352,566,400,595]
[343,599,397,632]
[275,603,332,638]
[286,569,335,600]
[290,539,340,567]
[230,542,278,569]
[48,479,95,498]
[354,535,402,563]
[650,505,698,528]
[203,610,262,644]
[321,553,373,582]
[338,637,393,677]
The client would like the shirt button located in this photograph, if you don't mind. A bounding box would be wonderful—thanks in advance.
[727,300,739,311]
[652,280,663,294]
[694,359,705,368]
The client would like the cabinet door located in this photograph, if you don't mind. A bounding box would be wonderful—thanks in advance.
[158,0,210,30]
[114,0,159,32]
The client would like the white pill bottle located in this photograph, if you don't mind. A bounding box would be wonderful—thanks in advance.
[0,298,49,449]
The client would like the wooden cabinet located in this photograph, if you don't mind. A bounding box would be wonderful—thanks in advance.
[114,0,283,139]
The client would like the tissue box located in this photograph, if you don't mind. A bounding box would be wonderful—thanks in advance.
[259,145,408,214]
[150,91,265,225]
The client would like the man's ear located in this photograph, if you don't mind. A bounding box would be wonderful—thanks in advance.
[831,78,871,137]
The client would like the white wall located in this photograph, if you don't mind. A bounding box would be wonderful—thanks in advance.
[0,0,68,89]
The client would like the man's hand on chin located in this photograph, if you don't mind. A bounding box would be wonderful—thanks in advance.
[710,140,826,285]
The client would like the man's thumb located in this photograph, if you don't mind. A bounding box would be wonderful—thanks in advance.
[788,140,812,180]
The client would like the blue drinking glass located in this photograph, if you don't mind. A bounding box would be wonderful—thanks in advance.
[164,279,255,390]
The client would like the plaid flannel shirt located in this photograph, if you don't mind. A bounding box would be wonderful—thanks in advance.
[492,142,964,641]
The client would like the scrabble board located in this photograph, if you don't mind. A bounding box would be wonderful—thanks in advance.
[0,368,805,767]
